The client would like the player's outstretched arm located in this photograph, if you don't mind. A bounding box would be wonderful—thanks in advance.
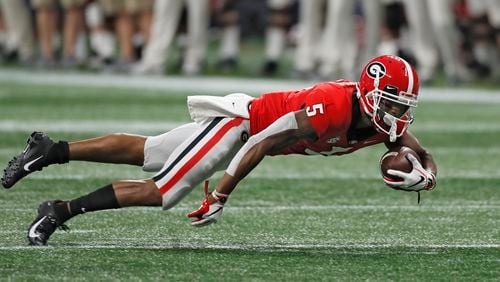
[385,131,437,190]
[187,111,316,226]
[219,110,316,195]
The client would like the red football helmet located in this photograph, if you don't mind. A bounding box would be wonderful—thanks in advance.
[357,55,419,142]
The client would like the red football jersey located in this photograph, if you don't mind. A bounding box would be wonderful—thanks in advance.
[249,81,388,156]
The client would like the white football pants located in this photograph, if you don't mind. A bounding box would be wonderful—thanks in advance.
[144,118,250,209]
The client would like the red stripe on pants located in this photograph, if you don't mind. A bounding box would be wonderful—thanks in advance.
[159,118,244,195]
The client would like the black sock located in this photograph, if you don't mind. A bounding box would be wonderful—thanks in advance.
[54,201,73,223]
[44,141,69,166]
[68,184,120,216]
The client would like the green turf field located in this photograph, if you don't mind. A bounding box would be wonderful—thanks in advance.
[0,77,499,281]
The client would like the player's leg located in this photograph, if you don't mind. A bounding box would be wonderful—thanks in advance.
[26,119,248,245]
[69,133,146,165]
[1,132,147,188]
[154,117,249,210]
[27,179,162,246]
[2,122,201,188]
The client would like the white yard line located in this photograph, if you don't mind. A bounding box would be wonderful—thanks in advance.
[3,204,499,213]
[15,172,500,180]
[0,120,181,133]
[0,69,498,102]
[4,146,500,156]
[0,243,498,251]
[2,120,500,133]
[7,170,500,180]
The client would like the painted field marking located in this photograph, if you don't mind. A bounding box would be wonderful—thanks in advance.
[2,204,499,213]
[0,69,498,103]
[2,120,500,133]
[0,242,498,251]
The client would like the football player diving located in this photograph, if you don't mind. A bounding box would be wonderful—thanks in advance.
[2,55,437,245]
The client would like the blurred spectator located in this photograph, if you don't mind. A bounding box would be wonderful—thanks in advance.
[318,0,358,81]
[376,1,407,58]
[216,0,240,72]
[216,0,282,74]
[294,0,361,80]
[0,9,5,55]
[293,0,321,79]
[32,0,87,68]
[357,0,469,84]
[0,0,494,85]
[359,0,382,69]
[85,1,115,69]
[99,0,153,72]
[133,0,209,76]
[261,0,294,76]
[0,0,35,64]
[464,0,500,79]
[60,0,86,68]
[404,0,469,84]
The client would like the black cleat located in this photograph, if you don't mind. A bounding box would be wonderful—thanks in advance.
[27,200,69,246]
[2,132,55,189]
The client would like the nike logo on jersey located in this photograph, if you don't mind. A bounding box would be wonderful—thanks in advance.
[24,155,44,172]
[326,137,340,144]
[28,216,47,238]
[305,147,353,156]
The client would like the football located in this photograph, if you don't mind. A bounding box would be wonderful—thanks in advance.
[380,146,421,182]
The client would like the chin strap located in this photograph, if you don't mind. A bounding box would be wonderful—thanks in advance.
[382,113,398,142]
[389,121,397,142]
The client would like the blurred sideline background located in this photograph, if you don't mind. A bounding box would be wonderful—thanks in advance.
[0,0,498,87]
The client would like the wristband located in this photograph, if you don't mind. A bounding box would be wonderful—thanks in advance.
[212,190,228,203]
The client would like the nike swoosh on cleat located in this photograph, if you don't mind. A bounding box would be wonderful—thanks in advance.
[23,155,44,172]
[28,216,47,239]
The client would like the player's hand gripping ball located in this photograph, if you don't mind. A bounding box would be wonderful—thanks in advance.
[380,146,435,191]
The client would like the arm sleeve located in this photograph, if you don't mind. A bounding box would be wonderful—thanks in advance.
[226,112,298,176]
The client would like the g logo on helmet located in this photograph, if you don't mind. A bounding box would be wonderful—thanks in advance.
[366,62,386,79]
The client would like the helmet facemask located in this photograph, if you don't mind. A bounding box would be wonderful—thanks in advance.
[358,55,420,142]
[362,75,417,142]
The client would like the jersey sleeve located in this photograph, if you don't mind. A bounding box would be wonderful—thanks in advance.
[303,85,337,138]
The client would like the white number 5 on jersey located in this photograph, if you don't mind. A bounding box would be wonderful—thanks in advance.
[306,103,324,117]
